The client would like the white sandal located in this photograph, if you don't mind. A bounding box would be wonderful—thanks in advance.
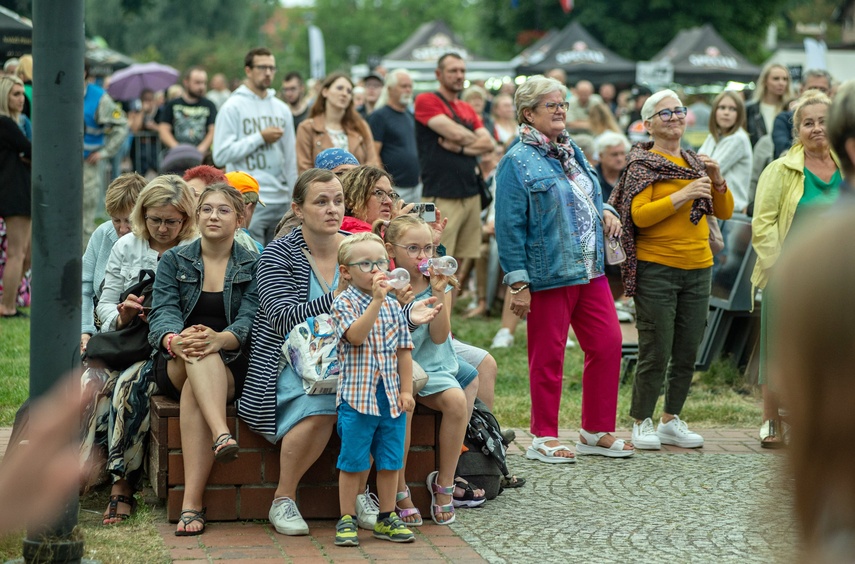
[526,436,576,464]
[575,429,634,458]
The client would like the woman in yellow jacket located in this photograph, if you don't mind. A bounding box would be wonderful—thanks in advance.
[751,91,841,448]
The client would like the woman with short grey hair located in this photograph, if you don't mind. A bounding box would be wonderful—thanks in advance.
[609,89,734,451]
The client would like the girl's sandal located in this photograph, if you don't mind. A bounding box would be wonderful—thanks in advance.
[426,470,455,525]
[395,486,423,526]
[212,433,239,463]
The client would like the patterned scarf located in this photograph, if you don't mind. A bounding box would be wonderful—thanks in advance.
[518,124,587,183]
[607,141,713,297]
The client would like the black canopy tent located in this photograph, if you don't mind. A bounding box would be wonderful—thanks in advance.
[650,24,761,85]
[381,20,515,81]
[514,21,637,84]
[0,6,32,62]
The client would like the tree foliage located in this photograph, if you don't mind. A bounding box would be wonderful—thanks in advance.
[480,0,785,64]
[307,0,481,73]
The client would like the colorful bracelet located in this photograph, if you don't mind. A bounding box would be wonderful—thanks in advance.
[165,333,178,358]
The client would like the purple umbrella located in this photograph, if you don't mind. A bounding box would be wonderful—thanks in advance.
[107,62,179,101]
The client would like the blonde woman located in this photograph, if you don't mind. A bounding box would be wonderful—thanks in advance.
[95,176,198,525]
[0,75,31,317]
[745,63,791,147]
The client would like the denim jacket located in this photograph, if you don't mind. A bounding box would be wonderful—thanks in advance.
[495,138,616,292]
[148,238,259,362]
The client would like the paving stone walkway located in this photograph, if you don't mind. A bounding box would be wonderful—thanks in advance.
[1,426,797,562]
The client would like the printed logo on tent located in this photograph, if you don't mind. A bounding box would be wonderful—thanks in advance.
[688,45,738,69]
[412,33,469,61]
[555,41,606,65]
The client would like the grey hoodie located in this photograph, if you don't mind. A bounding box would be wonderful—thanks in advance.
[213,85,298,205]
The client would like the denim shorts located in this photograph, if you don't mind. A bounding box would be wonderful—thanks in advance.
[336,381,406,473]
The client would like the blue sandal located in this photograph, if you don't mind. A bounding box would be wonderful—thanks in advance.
[426,470,455,525]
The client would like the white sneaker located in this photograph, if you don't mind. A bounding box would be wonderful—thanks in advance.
[631,417,661,450]
[355,486,379,530]
[657,415,704,448]
[491,328,514,348]
[269,497,309,535]
[565,337,576,348]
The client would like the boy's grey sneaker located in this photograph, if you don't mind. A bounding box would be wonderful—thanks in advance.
[335,515,359,546]
[373,512,415,543]
[269,497,309,536]
[355,486,379,529]
[657,415,704,448]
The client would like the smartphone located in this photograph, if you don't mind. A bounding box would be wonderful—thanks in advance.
[408,202,437,223]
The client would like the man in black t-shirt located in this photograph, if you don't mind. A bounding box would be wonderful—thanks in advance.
[368,69,421,203]
[157,66,217,155]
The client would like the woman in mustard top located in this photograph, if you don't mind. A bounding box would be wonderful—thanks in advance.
[609,89,733,451]
[751,92,838,448]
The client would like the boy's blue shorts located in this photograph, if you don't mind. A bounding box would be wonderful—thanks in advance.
[455,357,479,389]
[336,380,406,473]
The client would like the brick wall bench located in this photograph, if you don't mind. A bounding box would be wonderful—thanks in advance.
[149,395,441,523]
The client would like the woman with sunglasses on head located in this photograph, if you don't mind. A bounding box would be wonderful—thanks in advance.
[609,89,733,451]
[148,183,259,535]
[495,75,633,464]
[93,176,197,525]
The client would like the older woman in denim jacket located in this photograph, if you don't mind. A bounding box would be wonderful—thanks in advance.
[495,75,632,463]
[148,183,259,536]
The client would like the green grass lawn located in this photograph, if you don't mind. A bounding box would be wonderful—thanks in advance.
[0,303,761,562]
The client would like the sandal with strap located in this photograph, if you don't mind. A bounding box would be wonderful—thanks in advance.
[212,433,239,463]
[453,477,486,508]
[500,475,526,489]
[102,494,136,525]
[395,487,423,526]
[526,436,576,464]
[760,419,785,449]
[425,471,455,525]
[576,429,635,458]
[175,507,207,536]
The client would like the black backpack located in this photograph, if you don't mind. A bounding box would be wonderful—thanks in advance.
[456,399,510,500]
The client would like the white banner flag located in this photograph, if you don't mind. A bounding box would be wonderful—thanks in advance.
[309,25,326,80]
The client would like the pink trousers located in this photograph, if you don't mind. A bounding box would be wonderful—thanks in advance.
[526,276,622,437]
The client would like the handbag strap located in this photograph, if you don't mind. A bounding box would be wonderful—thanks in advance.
[301,247,333,294]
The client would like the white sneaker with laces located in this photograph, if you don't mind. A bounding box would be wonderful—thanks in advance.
[269,496,309,536]
[491,327,514,348]
[657,415,704,448]
[355,486,379,529]
[631,417,661,450]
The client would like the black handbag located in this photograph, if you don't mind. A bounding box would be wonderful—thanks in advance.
[84,269,156,371]
[476,166,493,211]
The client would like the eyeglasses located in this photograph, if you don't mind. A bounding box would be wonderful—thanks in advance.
[345,259,390,273]
[540,102,570,113]
[199,205,234,217]
[145,215,184,228]
[253,65,277,73]
[393,243,435,258]
[372,189,400,203]
[650,106,688,121]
